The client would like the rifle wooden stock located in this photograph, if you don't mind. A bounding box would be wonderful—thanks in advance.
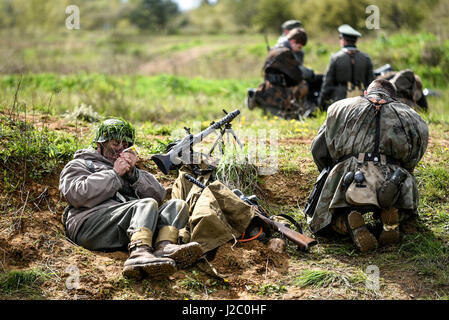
[254,209,317,251]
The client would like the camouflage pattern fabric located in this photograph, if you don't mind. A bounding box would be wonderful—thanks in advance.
[254,80,308,118]
[319,47,375,108]
[263,47,303,84]
[251,46,306,118]
[308,90,429,233]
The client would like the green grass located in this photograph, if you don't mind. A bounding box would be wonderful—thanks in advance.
[0,73,259,123]
[294,269,346,288]
[256,283,287,297]
[179,270,226,296]
[0,115,82,191]
[0,268,51,297]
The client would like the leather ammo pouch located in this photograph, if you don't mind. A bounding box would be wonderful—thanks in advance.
[345,153,386,208]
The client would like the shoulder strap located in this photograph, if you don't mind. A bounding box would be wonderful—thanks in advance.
[364,96,393,158]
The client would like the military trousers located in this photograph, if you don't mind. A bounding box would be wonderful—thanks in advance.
[74,198,189,251]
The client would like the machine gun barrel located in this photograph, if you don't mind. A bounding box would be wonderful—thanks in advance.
[151,109,240,174]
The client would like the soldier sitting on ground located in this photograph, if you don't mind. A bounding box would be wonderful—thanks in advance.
[306,79,428,252]
[275,21,321,109]
[59,118,203,280]
[246,28,308,119]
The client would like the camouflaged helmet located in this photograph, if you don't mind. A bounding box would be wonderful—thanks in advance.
[93,118,136,145]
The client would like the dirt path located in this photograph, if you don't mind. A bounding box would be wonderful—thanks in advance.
[138,46,219,76]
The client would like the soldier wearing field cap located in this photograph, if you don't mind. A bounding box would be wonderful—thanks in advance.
[318,24,375,110]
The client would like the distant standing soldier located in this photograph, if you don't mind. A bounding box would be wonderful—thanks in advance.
[318,24,375,110]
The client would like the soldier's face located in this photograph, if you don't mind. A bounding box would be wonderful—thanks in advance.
[98,140,130,163]
[290,40,303,52]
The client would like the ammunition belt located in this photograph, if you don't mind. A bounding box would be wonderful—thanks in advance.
[335,153,401,166]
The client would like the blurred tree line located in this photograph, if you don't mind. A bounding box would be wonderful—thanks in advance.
[0,0,183,33]
[0,0,447,39]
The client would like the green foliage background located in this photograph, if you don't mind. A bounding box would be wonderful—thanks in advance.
[0,0,448,38]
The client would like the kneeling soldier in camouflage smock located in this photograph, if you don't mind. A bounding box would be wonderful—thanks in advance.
[307,79,428,252]
[59,119,203,280]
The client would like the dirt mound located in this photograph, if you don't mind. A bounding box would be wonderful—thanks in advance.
[259,171,315,206]
[205,240,289,294]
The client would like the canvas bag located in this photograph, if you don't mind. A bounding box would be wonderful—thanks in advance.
[188,181,256,253]
[345,153,387,207]
[171,166,256,252]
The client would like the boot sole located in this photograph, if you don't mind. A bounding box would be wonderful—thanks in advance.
[162,243,204,269]
[123,260,176,280]
[379,229,400,247]
[381,208,399,225]
[346,211,378,253]
[379,208,400,247]
[352,228,379,253]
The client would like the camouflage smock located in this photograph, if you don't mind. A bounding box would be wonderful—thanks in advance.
[254,46,305,117]
[308,90,429,232]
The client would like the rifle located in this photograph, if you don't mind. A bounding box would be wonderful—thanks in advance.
[264,33,271,52]
[184,174,317,251]
[373,63,394,77]
[151,109,240,174]
[304,167,329,217]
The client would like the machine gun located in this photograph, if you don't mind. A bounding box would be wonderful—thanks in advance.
[151,109,241,174]
[184,174,317,251]
[373,64,394,77]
